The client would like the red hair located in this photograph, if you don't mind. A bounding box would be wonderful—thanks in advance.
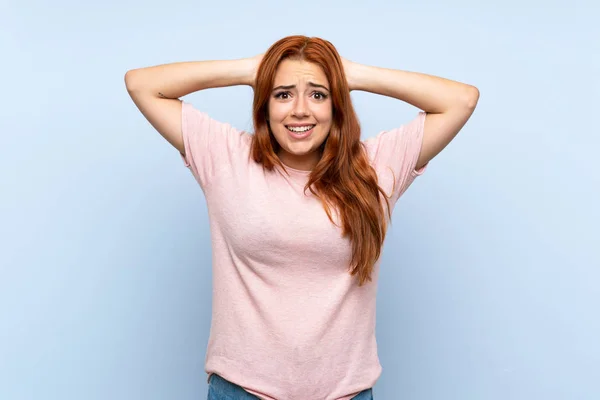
[250,35,391,286]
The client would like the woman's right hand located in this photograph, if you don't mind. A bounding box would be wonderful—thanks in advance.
[247,53,264,89]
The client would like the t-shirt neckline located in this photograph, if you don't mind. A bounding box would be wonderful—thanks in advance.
[278,163,312,176]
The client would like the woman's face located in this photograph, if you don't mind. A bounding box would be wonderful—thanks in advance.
[267,59,333,171]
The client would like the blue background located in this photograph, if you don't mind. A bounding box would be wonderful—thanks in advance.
[2,0,599,399]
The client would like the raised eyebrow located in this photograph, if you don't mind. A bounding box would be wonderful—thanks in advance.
[272,82,330,92]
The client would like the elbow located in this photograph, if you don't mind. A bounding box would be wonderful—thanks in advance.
[124,69,141,93]
[464,85,480,109]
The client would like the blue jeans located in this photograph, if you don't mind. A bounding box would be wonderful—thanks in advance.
[207,374,373,400]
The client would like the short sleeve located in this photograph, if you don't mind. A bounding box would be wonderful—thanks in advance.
[180,101,249,189]
[362,111,428,205]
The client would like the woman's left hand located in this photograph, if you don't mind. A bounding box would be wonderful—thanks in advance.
[340,56,356,91]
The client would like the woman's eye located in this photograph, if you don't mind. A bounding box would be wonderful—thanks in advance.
[275,91,327,100]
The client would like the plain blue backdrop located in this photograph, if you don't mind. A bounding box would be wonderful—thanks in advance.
[1,1,599,399]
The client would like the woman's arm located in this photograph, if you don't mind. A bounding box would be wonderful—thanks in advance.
[343,59,479,170]
[124,57,260,155]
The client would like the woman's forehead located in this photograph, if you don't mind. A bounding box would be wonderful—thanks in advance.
[273,59,328,87]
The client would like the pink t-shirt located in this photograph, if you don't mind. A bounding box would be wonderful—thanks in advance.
[180,101,427,400]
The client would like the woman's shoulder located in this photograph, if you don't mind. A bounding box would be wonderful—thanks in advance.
[180,101,254,187]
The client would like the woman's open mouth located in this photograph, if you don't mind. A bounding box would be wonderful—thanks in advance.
[286,124,315,139]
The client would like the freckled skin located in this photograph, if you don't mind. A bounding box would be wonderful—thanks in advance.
[268,59,333,171]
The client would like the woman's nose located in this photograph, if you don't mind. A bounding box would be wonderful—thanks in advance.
[292,96,309,117]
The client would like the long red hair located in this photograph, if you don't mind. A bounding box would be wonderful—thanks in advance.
[250,35,391,286]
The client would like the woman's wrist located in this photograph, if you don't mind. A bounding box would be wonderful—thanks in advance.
[237,57,254,87]
[346,61,376,93]
[341,57,360,92]
[243,53,265,88]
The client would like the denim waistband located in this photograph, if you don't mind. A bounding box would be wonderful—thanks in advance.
[207,373,373,400]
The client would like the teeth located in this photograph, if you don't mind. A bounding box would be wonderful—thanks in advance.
[287,125,314,133]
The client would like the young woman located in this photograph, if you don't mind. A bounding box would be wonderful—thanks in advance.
[125,35,479,400]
